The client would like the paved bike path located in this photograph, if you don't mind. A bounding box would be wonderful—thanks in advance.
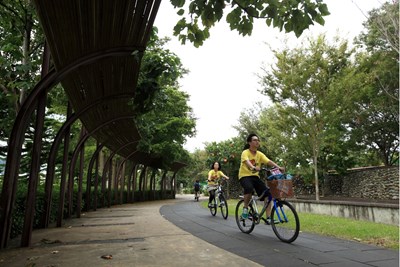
[160,197,399,267]
[0,195,262,267]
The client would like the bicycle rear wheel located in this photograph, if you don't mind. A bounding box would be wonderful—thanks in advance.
[209,198,217,216]
[271,200,300,243]
[235,199,255,234]
[219,195,228,219]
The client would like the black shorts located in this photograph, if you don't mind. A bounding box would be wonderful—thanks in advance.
[239,176,268,199]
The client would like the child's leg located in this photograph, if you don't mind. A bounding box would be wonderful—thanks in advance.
[208,190,215,203]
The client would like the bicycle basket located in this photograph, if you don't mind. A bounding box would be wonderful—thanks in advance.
[267,179,294,198]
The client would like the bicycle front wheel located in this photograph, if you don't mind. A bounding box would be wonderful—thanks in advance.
[271,200,300,243]
[209,198,217,216]
[235,199,255,234]
[219,195,228,219]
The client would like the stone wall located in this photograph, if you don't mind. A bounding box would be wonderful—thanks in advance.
[226,166,399,201]
[323,166,399,200]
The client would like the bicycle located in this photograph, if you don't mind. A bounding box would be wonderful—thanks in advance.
[208,179,228,219]
[235,167,300,243]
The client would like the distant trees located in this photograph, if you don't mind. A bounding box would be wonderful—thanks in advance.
[232,1,399,200]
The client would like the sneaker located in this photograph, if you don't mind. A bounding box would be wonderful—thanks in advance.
[219,201,225,207]
[241,208,248,219]
[265,217,279,225]
[208,203,213,208]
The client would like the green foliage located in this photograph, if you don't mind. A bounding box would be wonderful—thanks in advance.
[245,0,399,191]
[204,137,243,177]
[134,33,196,167]
[349,1,399,166]
[0,0,45,152]
[170,0,330,46]
[258,34,356,194]
[177,149,209,186]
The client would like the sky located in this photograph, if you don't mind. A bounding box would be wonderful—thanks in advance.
[153,0,384,152]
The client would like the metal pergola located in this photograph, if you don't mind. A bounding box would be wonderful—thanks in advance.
[0,0,186,249]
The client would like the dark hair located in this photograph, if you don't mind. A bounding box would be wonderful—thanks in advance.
[210,161,221,170]
[243,133,258,150]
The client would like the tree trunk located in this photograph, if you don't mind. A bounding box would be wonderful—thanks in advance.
[313,144,320,201]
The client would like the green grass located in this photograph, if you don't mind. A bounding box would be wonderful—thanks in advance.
[201,199,399,250]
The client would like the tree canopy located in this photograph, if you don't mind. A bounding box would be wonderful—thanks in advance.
[170,0,330,47]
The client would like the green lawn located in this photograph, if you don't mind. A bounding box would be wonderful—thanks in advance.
[201,199,399,250]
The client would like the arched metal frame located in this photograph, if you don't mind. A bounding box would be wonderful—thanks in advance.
[85,142,105,212]
[0,0,189,249]
[41,92,137,227]
[0,48,143,248]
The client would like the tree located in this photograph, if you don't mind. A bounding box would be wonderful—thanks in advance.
[350,1,399,166]
[134,33,196,167]
[259,35,354,200]
[177,148,208,188]
[170,0,330,47]
[233,102,264,139]
[205,137,242,176]
[0,0,44,152]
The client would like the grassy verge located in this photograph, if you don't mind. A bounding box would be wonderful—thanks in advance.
[201,199,399,250]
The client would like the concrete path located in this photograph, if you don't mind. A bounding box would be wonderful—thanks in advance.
[0,195,261,267]
[0,194,398,267]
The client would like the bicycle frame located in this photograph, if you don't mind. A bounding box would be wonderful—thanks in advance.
[216,184,224,200]
[251,194,292,224]
[247,194,271,224]
[209,180,229,219]
[211,179,226,203]
[210,184,224,206]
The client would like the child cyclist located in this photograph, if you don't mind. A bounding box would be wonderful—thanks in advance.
[207,161,229,208]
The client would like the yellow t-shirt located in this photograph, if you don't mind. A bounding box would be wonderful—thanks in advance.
[238,149,270,179]
[208,170,225,186]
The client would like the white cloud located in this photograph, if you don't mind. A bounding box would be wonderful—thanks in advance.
[154,0,383,152]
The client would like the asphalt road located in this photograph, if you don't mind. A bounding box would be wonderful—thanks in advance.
[160,196,399,267]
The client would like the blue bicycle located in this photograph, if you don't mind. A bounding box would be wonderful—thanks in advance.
[235,168,300,243]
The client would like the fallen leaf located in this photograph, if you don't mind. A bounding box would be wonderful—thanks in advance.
[101,255,113,260]
[41,239,62,244]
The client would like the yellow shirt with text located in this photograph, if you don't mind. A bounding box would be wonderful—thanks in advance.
[208,170,225,186]
[238,149,270,179]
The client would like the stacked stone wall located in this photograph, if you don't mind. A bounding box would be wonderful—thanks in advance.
[225,166,399,201]
[323,166,399,200]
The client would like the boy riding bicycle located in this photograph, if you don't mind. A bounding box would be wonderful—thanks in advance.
[238,133,284,223]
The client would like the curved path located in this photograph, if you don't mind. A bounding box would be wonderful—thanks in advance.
[0,194,397,267]
[161,195,399,267]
